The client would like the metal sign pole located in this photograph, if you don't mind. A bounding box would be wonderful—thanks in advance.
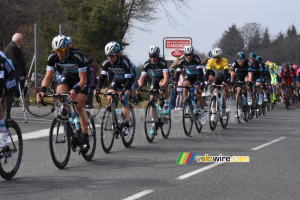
[34,24,38,87]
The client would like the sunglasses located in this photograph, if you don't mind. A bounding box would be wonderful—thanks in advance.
[184,54,193,57]
[150,55,158,58]
[107,55,116,58]
[213,57,221,59]
[53,48,66,53]
[237,60,245,62]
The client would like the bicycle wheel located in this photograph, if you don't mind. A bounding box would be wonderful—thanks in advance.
[49,118,71,169]
[101,106,115,153]
[236,94,243,124]
[160,105,172,138]
[220,99,229,129]
[209,96,218,131]
[87,95,101,118]
[82,111,96,161]
[144,101,156,143]
[0,120,23,180]
[122,105,136,147]
[25,87,55,117]
[183,98,193,136]
[194,99,202,133]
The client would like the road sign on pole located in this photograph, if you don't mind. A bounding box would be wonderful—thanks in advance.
[163,37,192,61]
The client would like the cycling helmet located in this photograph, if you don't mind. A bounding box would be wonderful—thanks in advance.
[148,45,160,56]
[282,62,289,68]
[211,47,223,58]
[105,41,120,55]
[293,64,298,70]
[52,35,69,49]
[208,50,213,58]
[236,52,245,61]
[256,55,262,62]
[66,36,72,43]
[249,52,256,59]
[183,45,194,54]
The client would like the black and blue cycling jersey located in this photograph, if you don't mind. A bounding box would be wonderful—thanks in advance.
[97,55,135,91]
[141,57,168,78]
[177,55,202,75]
[0,52,18,98]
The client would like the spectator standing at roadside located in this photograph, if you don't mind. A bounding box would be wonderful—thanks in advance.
[3,33,26,119]
[86,58,97,108]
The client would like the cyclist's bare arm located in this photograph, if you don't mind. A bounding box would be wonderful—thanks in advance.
[37,69,53,102]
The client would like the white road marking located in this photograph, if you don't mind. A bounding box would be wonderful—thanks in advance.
[11,125,101,141]
[251,136,286,151]
[177,162,224,180]
[123,190,154,200]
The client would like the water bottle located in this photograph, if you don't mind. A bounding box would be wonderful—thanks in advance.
[243,96,246,106]
[217,97,222,110]
[74,114,80,131]
[115,109,122,123]
[192,100,197,113]
[69,117,76,132]
[155,104,161,117]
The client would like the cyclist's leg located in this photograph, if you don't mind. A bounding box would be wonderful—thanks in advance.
[0,88,10,149]
[183,76,192,99]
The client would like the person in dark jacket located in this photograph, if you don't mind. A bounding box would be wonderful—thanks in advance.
[86,58,97,108]
[3,33,26,119]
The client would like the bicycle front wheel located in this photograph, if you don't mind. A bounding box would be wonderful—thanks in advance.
[122,105,136,148]
[160,106,172,139]
[183,98,193,136]
[0,120,23,180]
[236,94,243,124]
[101,106,115,153]
[25,87,55,117]
[209,96,217,131]
[82,111,96,161]
[144,102,156,143]
[49,118,71,169]
[87,95,101,118]
[194,98,202,133]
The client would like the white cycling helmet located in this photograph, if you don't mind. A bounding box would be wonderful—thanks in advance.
[148,45,160,56]
[52,35,69,49]
[211,47,223,58]
[66,36,72,43]
[183,45,194,54]
[105,41,120,55]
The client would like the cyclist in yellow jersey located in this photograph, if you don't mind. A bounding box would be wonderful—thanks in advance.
[205,47,231,121]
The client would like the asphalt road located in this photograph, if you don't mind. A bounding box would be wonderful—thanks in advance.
[1,101,300,200]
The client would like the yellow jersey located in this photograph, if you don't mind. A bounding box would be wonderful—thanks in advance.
[206,57,229,76]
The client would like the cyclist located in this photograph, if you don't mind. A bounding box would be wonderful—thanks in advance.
[37,35,90,153]
[0,52,18,150]
[268,62,278,104]
[136,45,169,134]
[248,52,264,106]
[230,52,253,117]
[205,47,231,121]
[96,41,135,135]
[279,63,294,106]
[256,55,270,102]
[175,45,206,125]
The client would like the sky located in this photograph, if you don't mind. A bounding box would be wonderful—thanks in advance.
[123,0,300,65]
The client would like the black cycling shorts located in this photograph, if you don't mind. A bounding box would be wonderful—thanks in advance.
[108,77,135,91]
[57,71,90,95]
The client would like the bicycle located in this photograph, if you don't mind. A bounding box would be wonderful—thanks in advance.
[252,85,264,118]
[208,84,229,131]
[236,81,250,124]
[282,85,291,110]
[143,88,171,143]
[46,93,96,169]
[98,92,136,153]
[181,85,203,136]
[0,119,23,180]
[25,78,57,117]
